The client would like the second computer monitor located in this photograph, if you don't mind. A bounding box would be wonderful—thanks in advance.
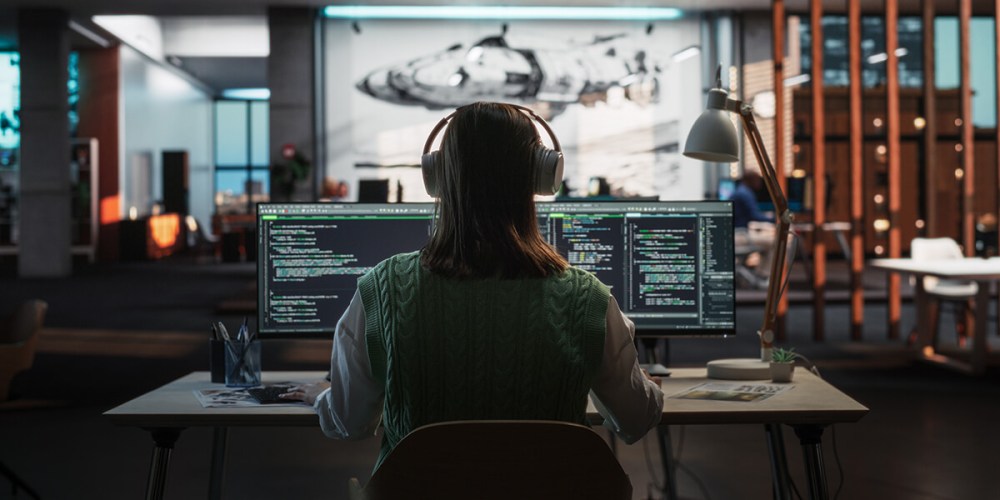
[257,201,735,337]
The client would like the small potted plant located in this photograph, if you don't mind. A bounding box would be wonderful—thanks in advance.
[770,347,797,383]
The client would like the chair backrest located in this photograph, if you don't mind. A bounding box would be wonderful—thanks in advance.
[0,300,48,400]
[355,420,632,500]
[911,237,964,261]
[0,300,47,345]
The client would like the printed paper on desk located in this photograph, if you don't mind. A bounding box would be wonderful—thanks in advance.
[193,387,304,408]
[669,382,795,403]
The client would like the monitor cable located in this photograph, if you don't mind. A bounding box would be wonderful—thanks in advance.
[643,425,713,500]
[790,352,846,500]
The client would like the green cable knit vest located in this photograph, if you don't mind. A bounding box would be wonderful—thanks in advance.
[358,251,610,469]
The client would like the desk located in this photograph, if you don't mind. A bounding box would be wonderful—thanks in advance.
[870,257,1000,375]
[106,370,867,500]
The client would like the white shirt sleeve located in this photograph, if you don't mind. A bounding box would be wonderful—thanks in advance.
[590,296,665,444]
[313,289,384,440]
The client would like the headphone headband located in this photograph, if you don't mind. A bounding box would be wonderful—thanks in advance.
[421,103,565,197]
[421,103,562,155]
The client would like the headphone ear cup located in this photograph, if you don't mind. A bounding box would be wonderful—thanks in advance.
[421,151,441,198]
[533,148,565,196]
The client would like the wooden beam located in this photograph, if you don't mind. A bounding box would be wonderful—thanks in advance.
[773,0,788,342]
[996,0,1000,256]
[960,0,974,255]
[849,0,864,341]
[810,0,826,342]
[995,0,1000,335]
[922,0,937,238]
[887,0,902,340]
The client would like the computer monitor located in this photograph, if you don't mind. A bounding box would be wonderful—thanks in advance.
[257,201,735,338]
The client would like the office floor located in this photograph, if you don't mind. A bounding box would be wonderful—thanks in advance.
[1,259,999,500]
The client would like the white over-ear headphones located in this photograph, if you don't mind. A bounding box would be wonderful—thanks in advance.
[420,103,565,198]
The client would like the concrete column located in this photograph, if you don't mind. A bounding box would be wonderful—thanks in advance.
[268,7,318,201]
[18,9,71,277]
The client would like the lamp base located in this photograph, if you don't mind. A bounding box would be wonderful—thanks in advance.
[706,358,772,380]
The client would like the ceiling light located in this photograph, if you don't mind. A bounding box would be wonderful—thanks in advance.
[323,5,683,21]
[221,88,270,100]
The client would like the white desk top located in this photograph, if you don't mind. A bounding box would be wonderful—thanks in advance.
[106,369,867,429]
[869,257,1000,280]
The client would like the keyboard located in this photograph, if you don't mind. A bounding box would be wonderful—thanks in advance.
[246,385,295,404]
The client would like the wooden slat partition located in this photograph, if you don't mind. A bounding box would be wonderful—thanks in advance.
[849,0,864,340]
[996,0,1000,255]
[810,0,826,341]
[886,0,902,340]
[960,0,974,255]
[995,0,1000,328]
[922,0,938,238]
[773,0,788,342]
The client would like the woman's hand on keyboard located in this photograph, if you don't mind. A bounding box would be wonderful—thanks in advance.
[279,381,331,405]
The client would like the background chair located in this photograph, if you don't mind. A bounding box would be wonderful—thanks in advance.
[185,215,220,261]
[909,238,976,347]
[349,420,632,500]
[0,300,47,402]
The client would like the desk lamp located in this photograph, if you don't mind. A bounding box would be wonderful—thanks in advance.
[683,69,792,379]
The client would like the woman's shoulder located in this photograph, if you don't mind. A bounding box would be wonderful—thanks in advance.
[367,251,422,274]
[559,266,608,287]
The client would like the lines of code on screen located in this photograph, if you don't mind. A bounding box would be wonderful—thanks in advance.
[539,203,734,334]
[259,214,432,334]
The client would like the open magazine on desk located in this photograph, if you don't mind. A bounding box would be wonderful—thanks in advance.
[669,381,795,403]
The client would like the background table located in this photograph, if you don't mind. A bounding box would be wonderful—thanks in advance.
[869,257,1000,374]
[107,369,867,500]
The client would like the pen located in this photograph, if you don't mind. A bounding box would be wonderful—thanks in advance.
[218,322,230,342]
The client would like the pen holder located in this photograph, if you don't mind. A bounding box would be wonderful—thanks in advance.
[224,340,261,388]
[209,339,226,383]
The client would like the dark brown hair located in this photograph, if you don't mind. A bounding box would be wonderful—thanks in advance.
[421,102,568,278]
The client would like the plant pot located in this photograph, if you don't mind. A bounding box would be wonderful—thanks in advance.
[770,362,795,383]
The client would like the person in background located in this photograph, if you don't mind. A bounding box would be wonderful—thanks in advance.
[281,102,664,470]
[732,170,770,230]
[732,170,775,287]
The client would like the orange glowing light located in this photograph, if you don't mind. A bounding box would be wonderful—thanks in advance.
[100,195,120,225]
[149,214,180,249]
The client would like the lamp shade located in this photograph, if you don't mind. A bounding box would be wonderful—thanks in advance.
[683,87,740,163]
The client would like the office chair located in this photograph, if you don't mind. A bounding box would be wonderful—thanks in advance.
[0,300,46,499]
[0,300,47,401]
[909,238,977,348]
[348,420,632,500]
[184,215,219,261]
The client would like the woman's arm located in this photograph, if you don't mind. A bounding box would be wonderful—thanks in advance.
[589,296,664,444]
[284,289,384,440]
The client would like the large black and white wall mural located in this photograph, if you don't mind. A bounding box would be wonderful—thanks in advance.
[324,18,704,202]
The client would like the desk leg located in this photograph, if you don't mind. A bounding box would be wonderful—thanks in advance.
[209,427,229,500]
[792,425,828,500]
[764,424,791,500]
[971,282,989,375]
[144,428,182,500]
[655,426,679,500]
[915,280,932,349]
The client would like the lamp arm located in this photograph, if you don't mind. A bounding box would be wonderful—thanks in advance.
[738,104,792,361]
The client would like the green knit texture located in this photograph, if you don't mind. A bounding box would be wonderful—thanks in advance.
[358,251,609,469]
